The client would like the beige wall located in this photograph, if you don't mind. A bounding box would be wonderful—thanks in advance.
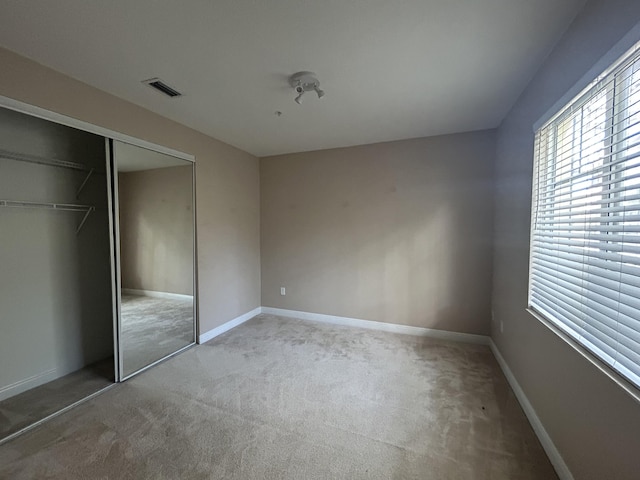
[261,131,495,335]
[0,47,261,336]
[492,1,640,479]
[118,166,193,296]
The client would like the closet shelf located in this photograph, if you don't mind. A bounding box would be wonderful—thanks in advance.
[0,200,96,235]
[0,148,103,173]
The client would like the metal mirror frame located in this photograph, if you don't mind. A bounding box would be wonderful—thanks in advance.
[108,139,197,382]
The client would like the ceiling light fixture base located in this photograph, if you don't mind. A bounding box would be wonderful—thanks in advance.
[289,71,325,104]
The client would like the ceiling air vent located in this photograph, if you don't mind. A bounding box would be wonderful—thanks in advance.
[142,78,182,98]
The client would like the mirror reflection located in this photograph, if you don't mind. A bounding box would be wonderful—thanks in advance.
[114,141,195,378]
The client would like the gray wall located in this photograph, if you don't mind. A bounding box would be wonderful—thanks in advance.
[118,166,193,296]
[261,131,495,334]
[0,107,113,399]
[492,2,640,479]
[0,46,261,338]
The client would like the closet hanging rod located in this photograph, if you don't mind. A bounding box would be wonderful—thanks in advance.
[0,200,96,235]
[0,148,103,173]
[0,200,92,211]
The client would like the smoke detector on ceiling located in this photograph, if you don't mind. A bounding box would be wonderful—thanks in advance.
[142,78,182,98]
[289,72,325,104]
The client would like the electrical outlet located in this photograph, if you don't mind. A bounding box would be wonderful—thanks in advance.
[280,287,286,296]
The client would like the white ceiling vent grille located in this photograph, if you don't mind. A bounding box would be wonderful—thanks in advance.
[142,78,182,98]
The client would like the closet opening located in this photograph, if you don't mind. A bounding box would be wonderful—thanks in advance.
[0,107,115,442]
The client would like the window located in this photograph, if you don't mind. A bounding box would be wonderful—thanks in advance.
[529,41,640,390]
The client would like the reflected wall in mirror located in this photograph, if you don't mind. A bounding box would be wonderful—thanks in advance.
[114,141,195,378]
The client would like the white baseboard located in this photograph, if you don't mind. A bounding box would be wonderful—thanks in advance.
[198,306,489,346]
[122,288,193,302]
[489,340,573,480]
[198,307,263,344]
[0,368,59,402]
[262,307,490,345]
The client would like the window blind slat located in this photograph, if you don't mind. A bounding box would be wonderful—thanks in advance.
[531,261,640,313]
[530,291,585,333]
[531,249,640,280]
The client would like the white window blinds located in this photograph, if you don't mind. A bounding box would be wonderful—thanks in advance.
[529,41,640,390]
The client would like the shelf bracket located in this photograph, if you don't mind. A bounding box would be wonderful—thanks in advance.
[76,168,95,199]
[75,207,95,235]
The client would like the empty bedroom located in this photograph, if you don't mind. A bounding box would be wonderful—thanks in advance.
[0,1,639,479]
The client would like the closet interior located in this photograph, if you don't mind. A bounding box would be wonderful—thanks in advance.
[0,107,114,440]
[0,105,196,444]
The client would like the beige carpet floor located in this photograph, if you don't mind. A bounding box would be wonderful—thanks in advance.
[0,314,557,479]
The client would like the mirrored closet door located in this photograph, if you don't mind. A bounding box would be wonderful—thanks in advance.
[111,140,196,379]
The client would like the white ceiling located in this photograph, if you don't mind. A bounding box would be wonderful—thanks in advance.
[0,0,587,157]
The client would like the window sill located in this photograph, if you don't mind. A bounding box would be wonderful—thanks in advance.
[526,308,640,406]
